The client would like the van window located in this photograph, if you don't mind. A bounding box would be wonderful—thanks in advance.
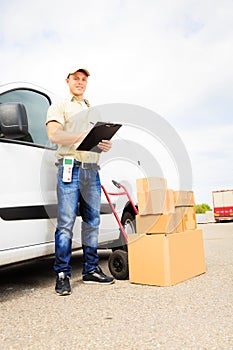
[0,88,51,147]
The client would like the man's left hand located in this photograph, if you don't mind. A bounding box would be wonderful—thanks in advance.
[98,140,112,152]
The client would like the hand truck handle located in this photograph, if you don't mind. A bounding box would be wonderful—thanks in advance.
[112,179,139,215]
[112,180,121,188]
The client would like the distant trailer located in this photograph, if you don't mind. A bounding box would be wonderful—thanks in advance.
[212,190,233,222]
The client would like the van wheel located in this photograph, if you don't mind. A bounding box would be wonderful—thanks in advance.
[108,250,129,280]
[122,211,136,234]
[112,211,136,252]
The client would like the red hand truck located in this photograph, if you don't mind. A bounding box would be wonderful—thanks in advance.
[101,180,138,280]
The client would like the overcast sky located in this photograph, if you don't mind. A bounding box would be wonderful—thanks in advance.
[1,0,233,206]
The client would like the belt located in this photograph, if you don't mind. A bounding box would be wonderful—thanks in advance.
[56,159,100,170]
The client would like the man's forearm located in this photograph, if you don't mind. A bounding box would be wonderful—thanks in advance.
[53,129,82,145]
[47,124,86,145]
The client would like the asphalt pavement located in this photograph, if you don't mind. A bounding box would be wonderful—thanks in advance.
[0,222,233,350]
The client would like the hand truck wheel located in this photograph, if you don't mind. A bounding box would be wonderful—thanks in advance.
[108,249,129,280]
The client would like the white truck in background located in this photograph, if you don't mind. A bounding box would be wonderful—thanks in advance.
[212,190,233,222]
[0,82,136,268]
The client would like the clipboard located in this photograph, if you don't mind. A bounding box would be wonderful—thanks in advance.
[76,121,122,153]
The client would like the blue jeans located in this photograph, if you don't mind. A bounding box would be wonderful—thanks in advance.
[54,163,101,277]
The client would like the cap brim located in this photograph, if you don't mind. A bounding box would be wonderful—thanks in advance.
[68,68,90,77]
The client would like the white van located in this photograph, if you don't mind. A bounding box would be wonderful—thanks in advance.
[0,82,136,269]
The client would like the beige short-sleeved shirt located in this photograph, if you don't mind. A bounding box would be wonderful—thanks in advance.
[46,95,101,163]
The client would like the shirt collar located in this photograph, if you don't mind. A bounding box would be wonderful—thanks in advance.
[70,94,81,102]
[67,94,90,107]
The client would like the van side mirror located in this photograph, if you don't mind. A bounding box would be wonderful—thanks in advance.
[0,103,28,139]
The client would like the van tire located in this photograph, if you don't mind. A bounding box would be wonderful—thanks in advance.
[112,210,136,252]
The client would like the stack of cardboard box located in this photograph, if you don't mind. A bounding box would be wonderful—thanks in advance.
[128,177,206,286]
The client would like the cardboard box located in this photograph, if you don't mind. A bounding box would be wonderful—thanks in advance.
[136,177,167,192]
[137,189,175,215]
[175,206,197,230]
[136,213,181,234]
[128,229,206,286]
[174,191,195,207]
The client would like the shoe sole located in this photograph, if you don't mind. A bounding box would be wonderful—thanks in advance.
[82,280,115,285]
[55,290,71,296]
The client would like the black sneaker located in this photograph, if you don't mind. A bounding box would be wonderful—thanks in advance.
[82,266,115,285]
[55,272,71,295]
